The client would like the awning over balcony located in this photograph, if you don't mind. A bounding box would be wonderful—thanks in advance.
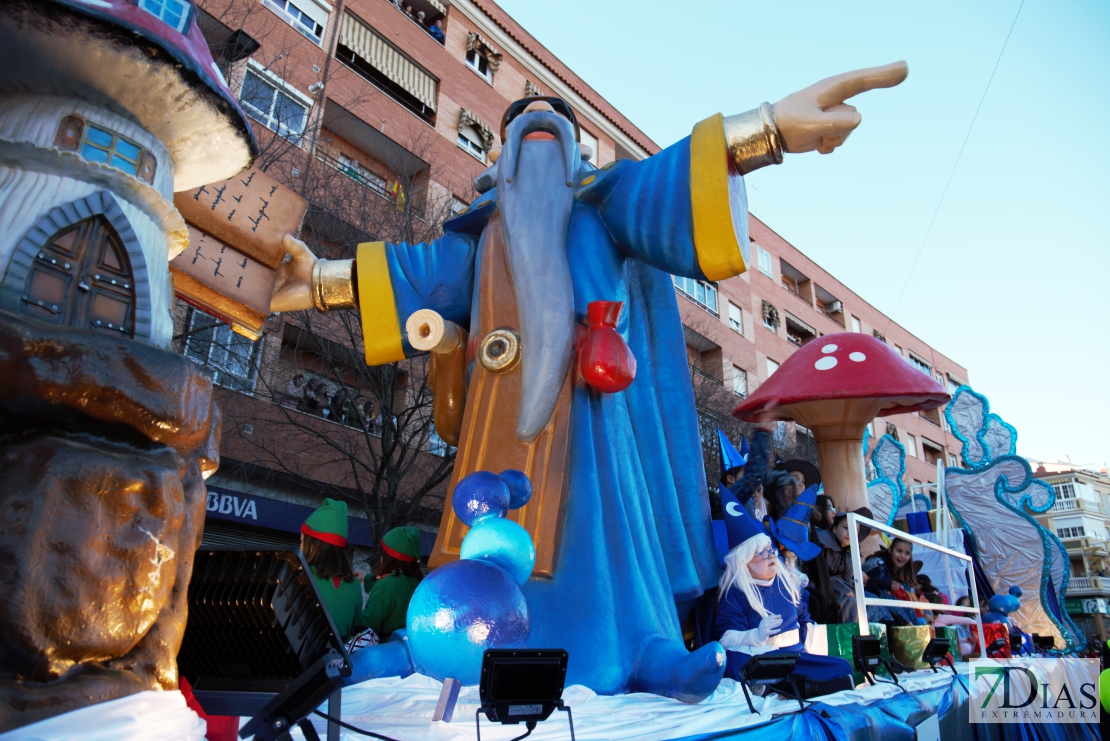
[341,12,438,111]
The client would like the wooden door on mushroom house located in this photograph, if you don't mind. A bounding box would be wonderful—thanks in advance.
[20,216,136,338]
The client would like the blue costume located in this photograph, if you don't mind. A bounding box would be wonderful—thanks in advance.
[729,427,771,514]
[716,579,850,684]
[350,115,749,698]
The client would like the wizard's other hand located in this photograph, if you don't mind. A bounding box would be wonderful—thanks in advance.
[773,61,908,155]
[270,233,317,312]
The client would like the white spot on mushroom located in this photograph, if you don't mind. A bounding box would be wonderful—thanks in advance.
[814,356,838,371]
[821,344,838,354]
[849,352,866,362]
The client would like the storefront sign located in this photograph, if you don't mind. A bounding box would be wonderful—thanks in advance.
[1064,598,1108,615]
[204,485,375,547]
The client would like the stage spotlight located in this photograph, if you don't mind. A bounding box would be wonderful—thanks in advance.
[737,653,802,713]
[476,649,574,741]
[922,637,954,674]
[985,637,1007,657]
[1009,633,1027,656]
[1032,634,1055,653]
[851,634,907,689]
[177,548,351,741]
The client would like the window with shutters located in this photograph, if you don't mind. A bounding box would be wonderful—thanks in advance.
[20,216,136,337]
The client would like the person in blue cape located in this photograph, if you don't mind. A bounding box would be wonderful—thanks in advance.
[716,485,853,695]
[269,62,909,701]
[726,424,773,521]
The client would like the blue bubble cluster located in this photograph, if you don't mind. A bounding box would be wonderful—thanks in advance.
[460,516,536,585]
[407,560,529,683]
[406,469,539,683]
[499,469,533,509]
[452,471,510,526]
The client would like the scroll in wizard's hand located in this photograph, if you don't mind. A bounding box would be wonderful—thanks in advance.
[270,62,908,702]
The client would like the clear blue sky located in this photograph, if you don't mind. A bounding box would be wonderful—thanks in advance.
[498,0,1110,467]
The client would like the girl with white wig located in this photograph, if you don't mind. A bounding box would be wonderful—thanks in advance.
[715,484,852,693]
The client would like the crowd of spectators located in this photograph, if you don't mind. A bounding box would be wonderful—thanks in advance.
[282,373,384,432]
[722,424,967,633]
[385,0,445,44]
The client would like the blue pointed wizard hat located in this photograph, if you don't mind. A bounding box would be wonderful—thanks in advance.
[717,429,749,481]
[766,484,822,561]
[720,483,768,551]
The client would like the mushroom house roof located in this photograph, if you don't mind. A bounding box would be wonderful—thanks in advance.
[732,332,950,421]
[0,0,258,190]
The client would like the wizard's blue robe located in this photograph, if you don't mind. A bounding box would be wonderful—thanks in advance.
[352,115,749,695]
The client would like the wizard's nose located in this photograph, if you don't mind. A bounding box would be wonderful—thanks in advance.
[522,100,556,115]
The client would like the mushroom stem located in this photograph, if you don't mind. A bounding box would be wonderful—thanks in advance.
[813,431,870,512]
[775,397,885,514]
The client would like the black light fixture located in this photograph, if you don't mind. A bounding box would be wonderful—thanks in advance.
[177,548,352,741]
[985,637,1008,657]
[737,653,803,713]
[852,634,905,688]
[1032,634,1055,653]
[1009,633,1027,656]
[922,636,954,674]
[476,649,574,741]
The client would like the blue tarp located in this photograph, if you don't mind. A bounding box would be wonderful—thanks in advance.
[670,676,1100,741]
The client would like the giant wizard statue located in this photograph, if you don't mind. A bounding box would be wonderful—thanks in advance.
[271,62,909,702]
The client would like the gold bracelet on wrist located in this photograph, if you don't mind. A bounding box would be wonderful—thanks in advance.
[722,102,784,175]
[312,258,358,312]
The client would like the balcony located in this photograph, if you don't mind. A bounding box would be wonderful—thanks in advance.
[1057,536,1110,556]
[1067,576,1110,595]
[1050,498,1103,514]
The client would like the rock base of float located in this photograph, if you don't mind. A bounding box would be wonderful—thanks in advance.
[0,311,219,733]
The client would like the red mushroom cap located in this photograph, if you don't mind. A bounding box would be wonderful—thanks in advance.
[732,332,950,421]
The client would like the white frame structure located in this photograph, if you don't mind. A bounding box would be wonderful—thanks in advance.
[847,510,988,654]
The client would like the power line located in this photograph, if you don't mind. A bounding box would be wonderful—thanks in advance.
[885,0,1026,331]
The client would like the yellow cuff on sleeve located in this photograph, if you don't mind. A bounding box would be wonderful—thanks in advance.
[690,113,747,281]
[356,241,406,365]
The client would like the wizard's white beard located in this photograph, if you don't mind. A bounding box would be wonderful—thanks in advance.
[497,112,580,442]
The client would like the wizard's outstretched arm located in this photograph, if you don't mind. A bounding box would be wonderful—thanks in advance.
[270,234,477,365]
[596,61,908,282]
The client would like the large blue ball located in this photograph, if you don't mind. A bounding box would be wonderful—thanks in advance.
[406,560,530,684]
[499,469,533,509]
[452,471,510,526]
[460,517,536,585]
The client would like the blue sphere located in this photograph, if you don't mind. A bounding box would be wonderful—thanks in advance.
[460,516,536,585]
[499,469,533,509]
[452,471,510,526]
[406,560,530,684]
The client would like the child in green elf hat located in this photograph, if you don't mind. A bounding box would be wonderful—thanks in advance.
[300,498,363,640]
[360,526,423,641]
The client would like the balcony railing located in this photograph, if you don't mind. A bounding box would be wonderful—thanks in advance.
[1068,576,1110,594]
[1050,498,1103,514]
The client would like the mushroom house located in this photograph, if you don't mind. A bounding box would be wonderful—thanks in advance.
[0,0,256,733]
[732,333,950,514]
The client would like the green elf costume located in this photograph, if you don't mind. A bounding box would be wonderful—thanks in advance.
[302,498,363,639]
[360,526,423,640]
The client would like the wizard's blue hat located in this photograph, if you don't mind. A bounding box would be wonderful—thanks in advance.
[766,484,821,561]
[720,483,768,551]
[718,429,748,481]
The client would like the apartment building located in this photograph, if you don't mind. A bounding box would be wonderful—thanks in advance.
[1032,467,1110,640]
[180,0,972,553]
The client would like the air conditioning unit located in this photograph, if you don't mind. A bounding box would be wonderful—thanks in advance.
[825,300,843,314]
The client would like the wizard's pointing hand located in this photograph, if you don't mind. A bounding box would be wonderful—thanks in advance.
[772,61,908,155]
[270,233,318,313]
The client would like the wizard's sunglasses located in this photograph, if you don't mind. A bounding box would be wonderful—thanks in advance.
[500,96,581,143]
